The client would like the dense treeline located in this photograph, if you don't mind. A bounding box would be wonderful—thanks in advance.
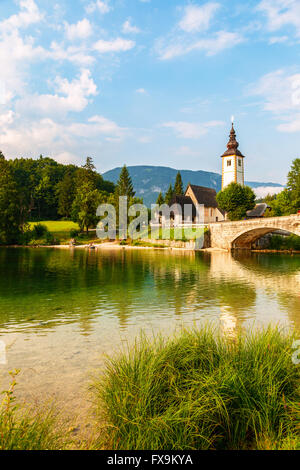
[0,152,115,244]
[259,158,300,217]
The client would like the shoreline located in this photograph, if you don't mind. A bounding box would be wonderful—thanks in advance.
[1,242,228,253]
[2,243,300,254]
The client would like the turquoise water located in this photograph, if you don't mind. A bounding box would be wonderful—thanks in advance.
[0,247,299,415]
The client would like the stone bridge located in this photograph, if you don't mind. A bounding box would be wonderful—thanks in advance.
[209,214,300,250]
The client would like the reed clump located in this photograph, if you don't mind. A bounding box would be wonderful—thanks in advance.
[93,326,300,450]
[0,370,69,450]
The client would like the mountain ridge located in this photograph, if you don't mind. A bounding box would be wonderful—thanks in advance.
[103,165,283,206]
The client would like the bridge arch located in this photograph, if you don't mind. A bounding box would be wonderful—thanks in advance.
[231,227,297,249]
[209,215,300,251]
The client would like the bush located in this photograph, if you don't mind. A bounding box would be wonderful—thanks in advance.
[45,231,58,245]
[17,227,33,245]
[32,223,48,239]
[70,228,80,238]
[94,326,300,450]
[21,224,60,246]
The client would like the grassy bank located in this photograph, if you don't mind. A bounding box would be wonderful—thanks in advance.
[1,327,299,450]
[26,221,207,246]
[29,221,79,243]
[93,326,300,450]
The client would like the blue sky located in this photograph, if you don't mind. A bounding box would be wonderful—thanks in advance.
[0,0,300,186]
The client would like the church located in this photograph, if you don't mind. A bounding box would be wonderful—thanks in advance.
[168,123,246,225]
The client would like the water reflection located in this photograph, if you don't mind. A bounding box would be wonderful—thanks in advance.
[0,248,299,333]
[0,247,299,413]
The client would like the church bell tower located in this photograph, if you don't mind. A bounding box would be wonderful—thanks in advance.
[221,122,245,190]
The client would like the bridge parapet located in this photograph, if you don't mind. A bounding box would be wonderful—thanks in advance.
[209,214,300,250]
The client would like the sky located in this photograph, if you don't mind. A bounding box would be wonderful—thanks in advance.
[0,0,300,184]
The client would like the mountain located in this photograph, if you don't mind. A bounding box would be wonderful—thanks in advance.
[103,165,284,207]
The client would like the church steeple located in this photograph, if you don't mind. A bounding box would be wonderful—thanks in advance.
[221,123,245,158]
[221,122,245,190]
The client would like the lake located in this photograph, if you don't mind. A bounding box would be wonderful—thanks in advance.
[0,247,299,420]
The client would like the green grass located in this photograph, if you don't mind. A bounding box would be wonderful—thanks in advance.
[1,327,299,450]
[92,326,300,450]
[0,370,69,450]
[29,221,79,242]
[139,226,208,241]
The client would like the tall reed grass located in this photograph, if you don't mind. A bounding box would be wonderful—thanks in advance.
[93,326,300,450]
[0,370,69,450]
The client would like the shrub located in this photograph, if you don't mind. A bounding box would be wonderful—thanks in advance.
[45,231,58,245]
[70,228,80,238]
[93,326,300,450]
[32,223,48,239]
[17,227,33,245]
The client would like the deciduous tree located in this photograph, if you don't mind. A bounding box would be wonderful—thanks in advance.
[216,182,256,221]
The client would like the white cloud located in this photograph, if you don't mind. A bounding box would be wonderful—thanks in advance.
[257,0,300,37]
[93,37,135,53]
[49,41,95,66]
[55,151,79,164]
[174,146,200,156]
[251,69,300,132]
[136,88,147,94]
[0,111,15,127]
[268,36,288,44]
[0,1,45,101]
[254,186,283,198]
[122,19,141,34]
[65,18,92,41]
[86,0,110,14]
[251,69,300,113]
[179,3,220,33]
[0,30,45,102]
[157,31,244,60]
[16,69,97,116]
[0,0,43,32]
[162,120,224,139]
[0,114,126,160]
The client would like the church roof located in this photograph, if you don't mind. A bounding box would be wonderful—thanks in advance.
[169,195,197,218]
[186,184,219,208]
[246,203,271,218]
[221,123,245,158]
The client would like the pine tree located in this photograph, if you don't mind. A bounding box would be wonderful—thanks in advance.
[75,157,97,189]
[0,151,5,160]
[156,192,164,205]
[165,184,174,205]
[82,157,96,172]
[174,171,184,195]
[115,165,135,199]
